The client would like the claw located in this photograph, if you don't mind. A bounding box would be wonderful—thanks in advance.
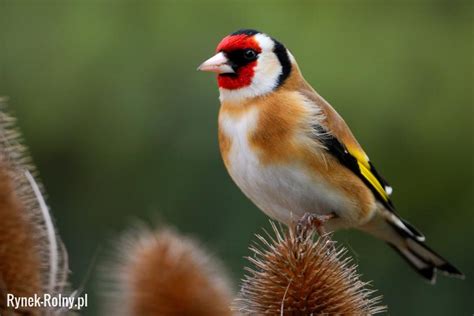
[296,213,336,239]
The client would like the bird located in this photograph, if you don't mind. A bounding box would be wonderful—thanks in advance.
[197,29,464,283]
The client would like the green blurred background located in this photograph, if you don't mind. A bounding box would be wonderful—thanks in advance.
[1,0,473,315]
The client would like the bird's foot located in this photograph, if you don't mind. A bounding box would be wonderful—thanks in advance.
[296,213,336,240]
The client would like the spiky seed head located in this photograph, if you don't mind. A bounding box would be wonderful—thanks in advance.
[102,225,234,316]
[0,98,69,315]
[0,159,42,315]
[233,222,387,315]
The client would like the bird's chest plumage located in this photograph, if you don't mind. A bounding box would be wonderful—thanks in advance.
[217,98,358,226]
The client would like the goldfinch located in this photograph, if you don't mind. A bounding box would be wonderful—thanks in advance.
[198,29,463,283]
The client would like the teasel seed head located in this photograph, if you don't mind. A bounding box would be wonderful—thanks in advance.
[0,98,69,315]
[101,224,234,316]
[233,222,387,315]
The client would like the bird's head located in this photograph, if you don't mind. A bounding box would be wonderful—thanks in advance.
[198,29,293,102]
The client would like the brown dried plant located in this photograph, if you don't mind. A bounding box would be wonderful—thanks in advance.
[233,222,387,315]
[0,98,69,315]
[102,225,234,316]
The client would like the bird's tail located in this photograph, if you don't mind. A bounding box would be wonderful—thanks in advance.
[361,210,464,283]
[388,233,464,283]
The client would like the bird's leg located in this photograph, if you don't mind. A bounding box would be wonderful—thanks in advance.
[296,212,336,239]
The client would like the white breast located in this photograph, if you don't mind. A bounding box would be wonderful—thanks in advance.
[219,107,352,226]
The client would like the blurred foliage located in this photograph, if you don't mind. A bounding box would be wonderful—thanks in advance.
[0,0,473,315]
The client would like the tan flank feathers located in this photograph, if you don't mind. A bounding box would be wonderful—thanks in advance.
[102,225,234,316]
[233,222,386,315]
[0,98,69,315]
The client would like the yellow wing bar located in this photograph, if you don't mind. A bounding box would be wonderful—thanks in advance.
[357,161,389,201]
[314,126,393,209]
[345,143,390,202]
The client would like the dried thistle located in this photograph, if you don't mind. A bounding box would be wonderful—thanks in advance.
[101,224,234,316]
[0,98,69,315]
[233,222,386,315]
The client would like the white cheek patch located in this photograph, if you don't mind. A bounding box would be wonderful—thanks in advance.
[219,33,283,102]
[254,33,274,51]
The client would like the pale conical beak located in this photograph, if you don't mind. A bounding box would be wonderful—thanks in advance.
[197,52,235,74]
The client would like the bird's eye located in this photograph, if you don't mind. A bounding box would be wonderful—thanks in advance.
[243,49,257,60]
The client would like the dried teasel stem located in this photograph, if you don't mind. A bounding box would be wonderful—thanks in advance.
[233,221,387,315]
[101,224,234,316]
[0,98,69,315]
